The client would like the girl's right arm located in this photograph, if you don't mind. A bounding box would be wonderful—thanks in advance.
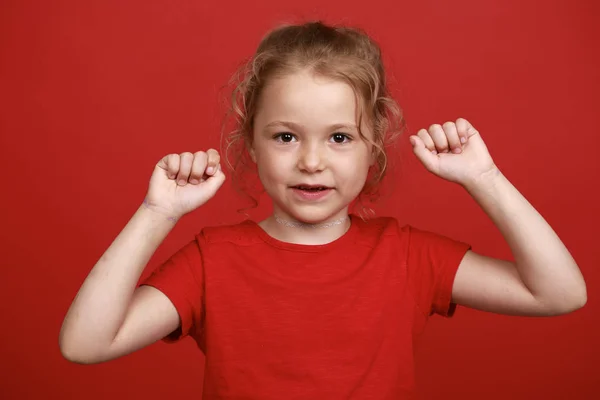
[59,150,225,364]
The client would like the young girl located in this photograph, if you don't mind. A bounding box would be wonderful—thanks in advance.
[59,21,587,399]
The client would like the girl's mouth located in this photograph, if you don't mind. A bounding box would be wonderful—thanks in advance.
[291,186,333,201]
[293,186,329,191]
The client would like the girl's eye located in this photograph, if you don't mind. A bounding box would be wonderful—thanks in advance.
[331,133,351,144]
[275,133,296,143]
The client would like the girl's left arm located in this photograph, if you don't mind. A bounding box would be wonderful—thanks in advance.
[453,167,587,316]
[410,118,587,316]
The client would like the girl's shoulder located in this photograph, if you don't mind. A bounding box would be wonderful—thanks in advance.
[353,214,405,235]
[353,214,465,249]
[197,219,261,245]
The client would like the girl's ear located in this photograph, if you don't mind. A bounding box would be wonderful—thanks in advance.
[370,146,377,166]
[247,139,257,163]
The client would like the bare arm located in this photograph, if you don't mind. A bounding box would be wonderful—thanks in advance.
[59,150,225,364]
[59,204,180,364]
[410,118,586,317]
[452,168,587,316]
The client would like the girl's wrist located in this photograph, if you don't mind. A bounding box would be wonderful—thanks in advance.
[141,198,179,223]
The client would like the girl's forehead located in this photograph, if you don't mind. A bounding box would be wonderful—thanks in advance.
[256,71,359,123]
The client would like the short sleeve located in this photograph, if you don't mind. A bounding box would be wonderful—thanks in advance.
[405,226,471,318]
[139,237,204,343]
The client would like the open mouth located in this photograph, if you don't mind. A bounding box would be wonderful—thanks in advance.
[293,186,330,191]
[290,185,333,200]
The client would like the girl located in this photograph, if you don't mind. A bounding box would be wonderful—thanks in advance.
[59,21,587,399]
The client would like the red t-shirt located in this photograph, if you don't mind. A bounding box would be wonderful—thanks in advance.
[141,215,471,399]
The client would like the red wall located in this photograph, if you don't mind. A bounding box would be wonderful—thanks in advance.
[1,1,598,399]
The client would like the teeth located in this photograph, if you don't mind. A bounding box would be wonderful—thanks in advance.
[298,186,324,191]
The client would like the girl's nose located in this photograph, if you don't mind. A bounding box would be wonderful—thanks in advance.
[297,144,326,172]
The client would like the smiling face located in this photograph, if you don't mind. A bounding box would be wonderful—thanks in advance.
[250,69,374,224]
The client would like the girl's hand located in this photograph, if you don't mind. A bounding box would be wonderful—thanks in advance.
[409,118,498,187]
[144,149,226,220]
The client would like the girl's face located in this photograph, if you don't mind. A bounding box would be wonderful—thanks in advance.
[250,70,374,224]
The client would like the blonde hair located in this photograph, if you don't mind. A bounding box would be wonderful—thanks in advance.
[221,21,404,215]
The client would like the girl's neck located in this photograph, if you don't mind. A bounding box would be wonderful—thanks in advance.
[258,212,352,245]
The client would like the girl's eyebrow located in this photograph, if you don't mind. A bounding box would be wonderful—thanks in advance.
[264,120,358,132]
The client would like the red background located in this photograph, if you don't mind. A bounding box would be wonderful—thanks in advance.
[1,1,599,399]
